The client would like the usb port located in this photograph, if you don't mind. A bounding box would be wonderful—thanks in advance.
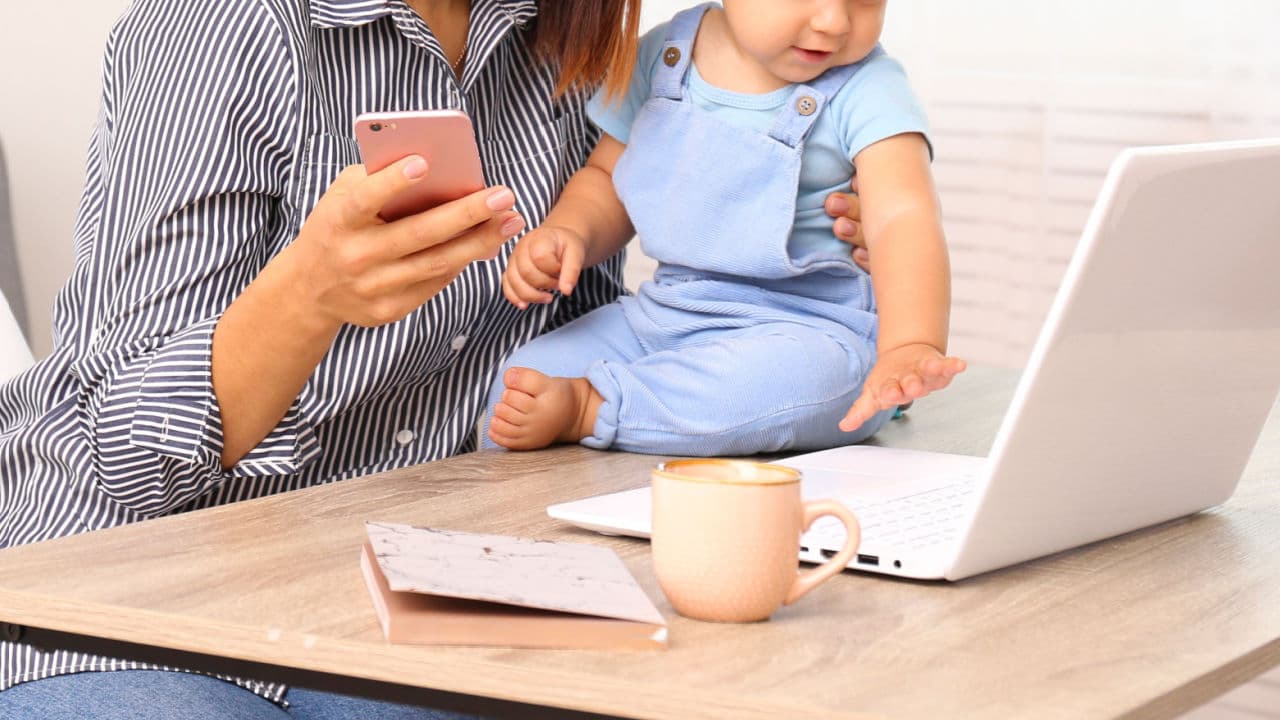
[820,549,838,559]
[799,546,810,553]
[856,553,880,566]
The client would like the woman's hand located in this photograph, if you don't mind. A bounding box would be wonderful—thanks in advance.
[288,155,526,329]
[213,156,524,468]
[839,344,966,432]
[501,225,588,310]
[825,176,869,272]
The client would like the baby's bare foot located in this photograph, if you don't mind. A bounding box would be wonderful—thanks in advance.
[488,368,601,450]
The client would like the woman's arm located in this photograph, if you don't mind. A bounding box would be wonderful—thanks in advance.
[75,1,521,511]
[213,163,520,468]
[71,1,305,515]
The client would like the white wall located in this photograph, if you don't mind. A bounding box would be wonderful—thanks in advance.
[881,0,1280,367]
[0,1,132,358]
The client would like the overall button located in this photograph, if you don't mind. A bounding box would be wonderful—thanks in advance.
[663,47,681,67]
[796,96,817,116]
[1,623,22,642]
[450,335,469,352]
[395,429,416,447]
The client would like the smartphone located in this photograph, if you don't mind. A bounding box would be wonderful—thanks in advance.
[353,109,485,222]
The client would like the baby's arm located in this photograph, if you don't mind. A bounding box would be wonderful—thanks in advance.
[839,132,966,431]
[502,135,633,308]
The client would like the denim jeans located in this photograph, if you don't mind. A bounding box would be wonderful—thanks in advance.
[0,670,481,719]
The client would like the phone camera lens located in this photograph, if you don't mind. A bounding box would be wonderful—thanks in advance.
[370,123,382,132]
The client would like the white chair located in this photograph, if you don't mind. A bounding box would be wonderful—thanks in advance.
[1,135,34,383]
[0,290,33,383]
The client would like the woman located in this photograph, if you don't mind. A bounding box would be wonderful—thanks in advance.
[0,0,867,716]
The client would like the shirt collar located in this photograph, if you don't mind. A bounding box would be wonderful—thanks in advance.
[493,0,537,24]
[308,0,538,30]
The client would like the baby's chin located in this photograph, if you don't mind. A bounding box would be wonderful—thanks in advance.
[773,49,877,84]
[772,64,837,85]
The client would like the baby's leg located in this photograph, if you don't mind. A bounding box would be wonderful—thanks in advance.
[586,323,894,456]
[483,304,644,450]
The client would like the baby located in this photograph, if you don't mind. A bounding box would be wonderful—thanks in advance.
[485,0,964,455]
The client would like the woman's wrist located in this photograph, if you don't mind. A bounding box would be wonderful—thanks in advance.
[212,249,343,468]
[260,242,347,344]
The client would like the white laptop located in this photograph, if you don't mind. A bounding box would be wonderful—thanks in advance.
[548,138,1280,580]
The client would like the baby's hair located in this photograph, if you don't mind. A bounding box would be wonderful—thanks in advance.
[534,0,640,100]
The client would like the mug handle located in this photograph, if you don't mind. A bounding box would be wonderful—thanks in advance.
[784,499,861,605]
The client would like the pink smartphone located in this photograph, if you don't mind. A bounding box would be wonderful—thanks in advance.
[353,109,485,222]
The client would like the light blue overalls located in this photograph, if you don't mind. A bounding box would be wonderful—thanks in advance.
[485,3,895,455]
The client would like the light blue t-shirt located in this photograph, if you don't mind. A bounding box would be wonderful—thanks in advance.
[588,18,930,263]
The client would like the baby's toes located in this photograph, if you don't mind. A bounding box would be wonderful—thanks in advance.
[493,401,528,426]
[488,416,520,443]
[501,387,537,414]
[503,366,553,397]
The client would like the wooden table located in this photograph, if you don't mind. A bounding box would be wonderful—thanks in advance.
[1,367,1278,719]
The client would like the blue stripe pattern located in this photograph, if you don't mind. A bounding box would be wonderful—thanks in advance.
[0,0,622,702]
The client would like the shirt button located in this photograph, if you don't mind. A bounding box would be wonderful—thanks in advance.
[450,335,469,352]
[1,623,22,642]
[796,95,817,116]
[395,430,416,447]
[663,47,681,67]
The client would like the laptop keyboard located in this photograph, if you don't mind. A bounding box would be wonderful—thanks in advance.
[805,474,978,552]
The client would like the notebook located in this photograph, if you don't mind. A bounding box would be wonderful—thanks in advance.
[360,521,667,649]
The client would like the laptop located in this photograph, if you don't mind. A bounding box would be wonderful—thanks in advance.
[547,138,1280,581]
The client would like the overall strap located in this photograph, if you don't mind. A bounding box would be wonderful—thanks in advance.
[651,2,718,101]
[766,46,883,148]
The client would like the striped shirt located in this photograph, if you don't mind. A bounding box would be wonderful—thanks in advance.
[0,0,621,702]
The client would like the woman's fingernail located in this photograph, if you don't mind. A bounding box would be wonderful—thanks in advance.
[828,195,850,215]
[403,156,428,180]
[835,218,857,236]
[500,215,526,237]
[486,188,515,211]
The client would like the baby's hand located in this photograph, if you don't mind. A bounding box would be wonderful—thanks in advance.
[840,344,967,432]
[501,226,586,309]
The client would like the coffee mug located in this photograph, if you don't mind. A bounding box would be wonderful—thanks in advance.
[651,459,861,623]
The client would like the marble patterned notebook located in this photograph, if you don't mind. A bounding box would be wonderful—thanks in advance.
[361,521,667,649]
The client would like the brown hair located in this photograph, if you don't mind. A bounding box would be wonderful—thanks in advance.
[534,0,641,100]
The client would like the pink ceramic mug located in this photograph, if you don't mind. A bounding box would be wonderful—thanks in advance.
[651,459,861,623]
